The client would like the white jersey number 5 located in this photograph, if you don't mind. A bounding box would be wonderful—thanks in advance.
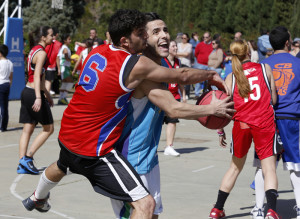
[244,76,261,102]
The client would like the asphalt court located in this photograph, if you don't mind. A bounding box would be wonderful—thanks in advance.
[0,98,297,219]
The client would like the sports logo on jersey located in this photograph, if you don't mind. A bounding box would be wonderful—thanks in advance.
[273,63,295,96]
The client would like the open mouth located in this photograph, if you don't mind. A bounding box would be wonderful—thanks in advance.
[158,42,169,50]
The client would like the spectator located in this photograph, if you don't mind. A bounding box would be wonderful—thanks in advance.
[213,33,221,41]
[234,32,242,41]
[0,44,13,132]
[257,29,272,62]
[193,31,213,99]
[207,39,223,74]
[290,38,300,57]
[44,27,62,96]
[248,40,259,63]
[72,38,94,75]
[189,32,200,61]
[75,28,104,48]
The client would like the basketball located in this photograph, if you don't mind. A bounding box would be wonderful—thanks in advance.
[196,90,231,130]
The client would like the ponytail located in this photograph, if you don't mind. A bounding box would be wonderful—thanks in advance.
[230,40,251,98]
[28,26,51,49]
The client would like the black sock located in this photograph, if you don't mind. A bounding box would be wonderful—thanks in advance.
[266,189,278,211]
[215,190,229,210]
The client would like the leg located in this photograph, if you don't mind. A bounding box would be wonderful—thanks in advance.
[27,124,54,157]
[261,155,277,192]
[166,123,176,147]
[130,195,155,219]
[19,123,35,158]
[290,171,300,208]
[219,155,247,193]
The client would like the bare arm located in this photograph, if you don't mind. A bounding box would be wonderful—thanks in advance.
[56,56,61,76]
[9,72,13,85]
[224,73,233,96]
[63,48,71,62]
[72,52,83,75]
[75,42,86,48]
[265,64,277,105]
[32,51,47,112]
[127,56,229,94]
[179,84,186,103]
[138,80,235,120]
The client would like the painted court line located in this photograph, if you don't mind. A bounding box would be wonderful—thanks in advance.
[0,138,57,149]
[192,165,214,173]
[10,174,75,219]
[0,215,36,219]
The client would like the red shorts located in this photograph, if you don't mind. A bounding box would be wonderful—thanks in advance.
[231,121,276,160]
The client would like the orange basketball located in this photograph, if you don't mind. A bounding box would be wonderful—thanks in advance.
[196,90,231,129]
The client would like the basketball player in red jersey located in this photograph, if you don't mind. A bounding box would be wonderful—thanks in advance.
[22,9,233,219]
[208,40,280,219]
[18,26,54,175]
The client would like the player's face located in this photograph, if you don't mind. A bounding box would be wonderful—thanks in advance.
[145,19,170,58]
[169,41,177,57]
[65,36,72,45]
[45,28,53,45]
[127,27,148,54]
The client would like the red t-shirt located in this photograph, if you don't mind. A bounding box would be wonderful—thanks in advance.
[45,40,62,70]
[194,41,213,65]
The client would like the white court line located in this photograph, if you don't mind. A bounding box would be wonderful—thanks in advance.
[0,138,57,149]
[10,175,75,219]
[0,215,36,219]
[192,165,214,173]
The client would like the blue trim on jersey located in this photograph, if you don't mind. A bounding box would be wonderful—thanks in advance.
[96,94,131,156]
[115,100,164,174]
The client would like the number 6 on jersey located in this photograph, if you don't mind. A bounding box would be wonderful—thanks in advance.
[79,54,107,92]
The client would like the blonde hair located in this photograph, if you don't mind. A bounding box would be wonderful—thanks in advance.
[230,40,251,98]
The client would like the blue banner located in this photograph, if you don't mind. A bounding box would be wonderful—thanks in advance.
[5,18,25,100]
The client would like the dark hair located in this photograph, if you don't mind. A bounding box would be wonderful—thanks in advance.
[90,28,97,33]
[144,12,161,22]
[52,27,59,36]
[191,32,198,39]
[183,33,190,41]
[261,28,269,36]
[108,9,146,46]
[212,39,221,48]
[28,26,51,49]
[61,33,70,43]
[86,38,94,51]
[269,26,290,50]
[0,44,9,57]
[249,40,258,51]
[213,33,221,41]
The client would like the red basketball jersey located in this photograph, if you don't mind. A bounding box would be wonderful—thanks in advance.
[163,57,181,99]
[232,62,274,128]
[45,40,62,69]
[27,45,48,83]
[59,45,136,157]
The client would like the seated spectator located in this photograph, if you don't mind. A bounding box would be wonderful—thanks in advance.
[290,38,300,57]
[207,39,223,74]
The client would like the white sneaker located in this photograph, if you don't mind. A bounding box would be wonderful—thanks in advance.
[50,90,55,95]
[294,205,300,219]
[250,205,264,219]
[164,146,180,156]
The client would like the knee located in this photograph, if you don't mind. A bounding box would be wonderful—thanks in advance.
[134,195,155,216]
[43,124,54,135]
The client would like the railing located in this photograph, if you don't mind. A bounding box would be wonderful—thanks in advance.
[0,0,22,42]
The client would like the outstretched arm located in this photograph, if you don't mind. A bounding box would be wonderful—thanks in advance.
[138,80,235,120]
[128,56,229,94]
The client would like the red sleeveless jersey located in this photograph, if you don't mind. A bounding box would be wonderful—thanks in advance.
[232,62,274,128]
[27,45,48,82]
[59,45,135,157]
[163,57,181,99]
[45,40,62,69]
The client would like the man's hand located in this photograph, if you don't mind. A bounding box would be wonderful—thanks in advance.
[210,91,235,119]
[208,72,229,95]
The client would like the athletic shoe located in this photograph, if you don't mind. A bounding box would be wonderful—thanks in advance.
[50,90,55,95]
[208,207,225,218]
[265,209,281,219]
[250,180,255,190]
[19,156,39,174]
[22,193,51,212]
[17,163,31,174]
[294,205,300,219]
[164,146,180,156]
[63,98,69,103]
[251,205,264,219]
[57,98,68,105]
